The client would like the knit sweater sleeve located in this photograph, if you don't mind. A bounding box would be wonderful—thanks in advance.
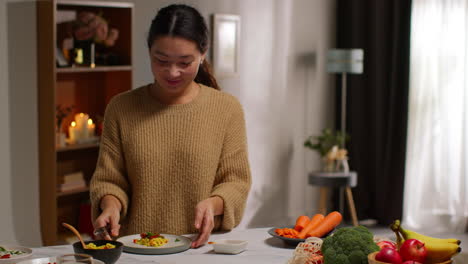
[90,98,130,222]
[211,100,252,231]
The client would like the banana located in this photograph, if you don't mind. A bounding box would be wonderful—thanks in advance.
[390,220,460,245]
[400,227,461,245]
[424,241,461,263]
[390,220,462,263]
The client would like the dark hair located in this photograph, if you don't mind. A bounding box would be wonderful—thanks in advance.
[147,4,220,90]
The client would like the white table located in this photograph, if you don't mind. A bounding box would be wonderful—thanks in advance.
[32,228,296,264]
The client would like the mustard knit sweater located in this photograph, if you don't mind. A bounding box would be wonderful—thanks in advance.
[90,84,251,236]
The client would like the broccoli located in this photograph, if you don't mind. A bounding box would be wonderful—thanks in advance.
[321,225,380,264]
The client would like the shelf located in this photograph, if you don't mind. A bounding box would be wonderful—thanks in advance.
[56,142,100,152]
[57,186,89,197]
[56,65,132,73]
[38,0,133,246]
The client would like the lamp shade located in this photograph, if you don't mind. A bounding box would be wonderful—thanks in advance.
[326,49,364,74]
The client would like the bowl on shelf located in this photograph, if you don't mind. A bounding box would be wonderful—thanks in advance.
[368,252,453,264]
[73,240,123,264]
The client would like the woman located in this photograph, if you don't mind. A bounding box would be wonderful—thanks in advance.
[90,4,251,248]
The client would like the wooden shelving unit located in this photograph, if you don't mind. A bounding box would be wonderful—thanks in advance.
[57,186,90,197]
[37,0,133,245]
[56,65,132,73]
[56,142,100,152]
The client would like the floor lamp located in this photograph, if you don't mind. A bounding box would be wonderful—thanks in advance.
[326,49,364,149]
[319,49,363,226]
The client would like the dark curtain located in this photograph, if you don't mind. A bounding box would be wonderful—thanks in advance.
[335,0,412,225]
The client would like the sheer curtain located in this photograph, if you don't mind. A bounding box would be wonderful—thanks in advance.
[404,0,468,233]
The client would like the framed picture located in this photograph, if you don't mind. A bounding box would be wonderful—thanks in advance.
[211,14,240,77]
[56,47,69,67]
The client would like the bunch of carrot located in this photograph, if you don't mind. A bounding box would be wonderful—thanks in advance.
[275,211,342,239]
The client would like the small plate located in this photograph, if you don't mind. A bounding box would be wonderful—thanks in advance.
[0,245,33,264]
[267,226,333,246]
[211,240,248,255]
[16,256,105,264]
[117,234,191,255]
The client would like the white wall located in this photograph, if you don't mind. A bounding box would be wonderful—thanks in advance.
[0,0,17,245]
[286,0,336,222]
[7,0,41,247]
[0,0,335,246]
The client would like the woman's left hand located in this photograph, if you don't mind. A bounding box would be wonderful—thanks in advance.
[191,196,224,248]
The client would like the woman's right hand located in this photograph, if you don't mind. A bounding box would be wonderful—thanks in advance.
[93,195,122,240]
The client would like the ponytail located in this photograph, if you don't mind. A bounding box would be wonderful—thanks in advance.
[195,59,220,90]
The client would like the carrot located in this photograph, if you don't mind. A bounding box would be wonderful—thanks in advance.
[276,228,299,238]
[275,228,284,236]
[306,211,342,238]
[294,215,311,231]
[297,214,325,239]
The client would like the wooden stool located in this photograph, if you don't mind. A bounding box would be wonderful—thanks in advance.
[308,171,359,226]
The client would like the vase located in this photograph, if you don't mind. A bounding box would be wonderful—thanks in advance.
[335,158,350,173]
[322,158,349,173]
[56,131,66,148]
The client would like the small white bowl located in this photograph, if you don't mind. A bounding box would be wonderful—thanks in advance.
[211,239,248,254]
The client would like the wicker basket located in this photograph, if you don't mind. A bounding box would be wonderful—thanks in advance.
[368,252,453,264]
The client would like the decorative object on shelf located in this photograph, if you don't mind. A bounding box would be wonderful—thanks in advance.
[72,11,120,66]
[304,128,349,172]
[211,14,240,77]
[56,104,74,147]
[56,47,69,67]
[73,11,119,47]
[68,113,98,145]
[58,171,86,193]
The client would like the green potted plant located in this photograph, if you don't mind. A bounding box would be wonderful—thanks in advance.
[304,128,349,172]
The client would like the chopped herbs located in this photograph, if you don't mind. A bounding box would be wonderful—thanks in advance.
[175,238,180,242]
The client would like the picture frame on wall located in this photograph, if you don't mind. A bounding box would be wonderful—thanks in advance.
[211,14,240,77]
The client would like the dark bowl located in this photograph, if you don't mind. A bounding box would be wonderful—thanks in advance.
[267,226,335,246]
[73,240,123,264]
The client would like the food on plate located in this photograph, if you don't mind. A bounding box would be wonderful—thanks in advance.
[275,211,342,240]
[390,220,461,263]
[0,246,25,259]
[303,211,342,238]
[287,237,324,264]
[133,232,168,247]
[294,215,311,232]
[298,214,325,239]
[85,242,116,249]
[321,225,380,264]
[275,228,300,238]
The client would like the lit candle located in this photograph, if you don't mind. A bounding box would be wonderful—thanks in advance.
[87,118,96,138]
[69,121,77,143]
[74,113,89,139]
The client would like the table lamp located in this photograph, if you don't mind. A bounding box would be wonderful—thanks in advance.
[326,49,364,148]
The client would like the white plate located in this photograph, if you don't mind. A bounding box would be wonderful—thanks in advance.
[16,257,105,264]
[117,234,191,255]
[0,245,33,264]
[211,239,247,254]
